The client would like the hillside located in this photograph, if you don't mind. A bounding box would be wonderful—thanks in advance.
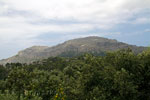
[0,36,146,64]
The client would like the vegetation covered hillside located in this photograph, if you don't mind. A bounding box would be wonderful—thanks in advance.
[0,36,146,64]
[0,49,150,100]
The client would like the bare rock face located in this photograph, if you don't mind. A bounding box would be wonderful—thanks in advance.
[0,36,146,64]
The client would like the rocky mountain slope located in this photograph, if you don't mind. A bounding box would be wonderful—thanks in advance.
[0,36,146,64]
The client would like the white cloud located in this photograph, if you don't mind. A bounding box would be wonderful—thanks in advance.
[132,17,150,24]
[1,0,150,33]
[2,0,150,22]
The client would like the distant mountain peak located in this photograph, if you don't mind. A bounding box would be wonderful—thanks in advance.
[0,36,146,64]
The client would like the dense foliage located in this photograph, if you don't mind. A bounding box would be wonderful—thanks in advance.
[0,49,150,100]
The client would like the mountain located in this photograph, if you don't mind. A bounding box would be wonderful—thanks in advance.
[0,36,146,64]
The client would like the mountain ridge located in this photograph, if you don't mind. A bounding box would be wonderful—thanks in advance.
[0,36,146,64]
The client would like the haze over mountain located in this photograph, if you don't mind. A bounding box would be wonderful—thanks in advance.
[0,36,146,64]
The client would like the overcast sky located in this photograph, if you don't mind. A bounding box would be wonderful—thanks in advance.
[0,0,150,59]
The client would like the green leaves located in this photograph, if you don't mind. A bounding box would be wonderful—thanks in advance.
[0,49,150,100]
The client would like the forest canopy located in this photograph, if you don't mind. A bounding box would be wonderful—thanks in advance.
[0,49,150,100]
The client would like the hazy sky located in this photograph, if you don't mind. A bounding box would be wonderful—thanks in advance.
[0,0,150,59]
